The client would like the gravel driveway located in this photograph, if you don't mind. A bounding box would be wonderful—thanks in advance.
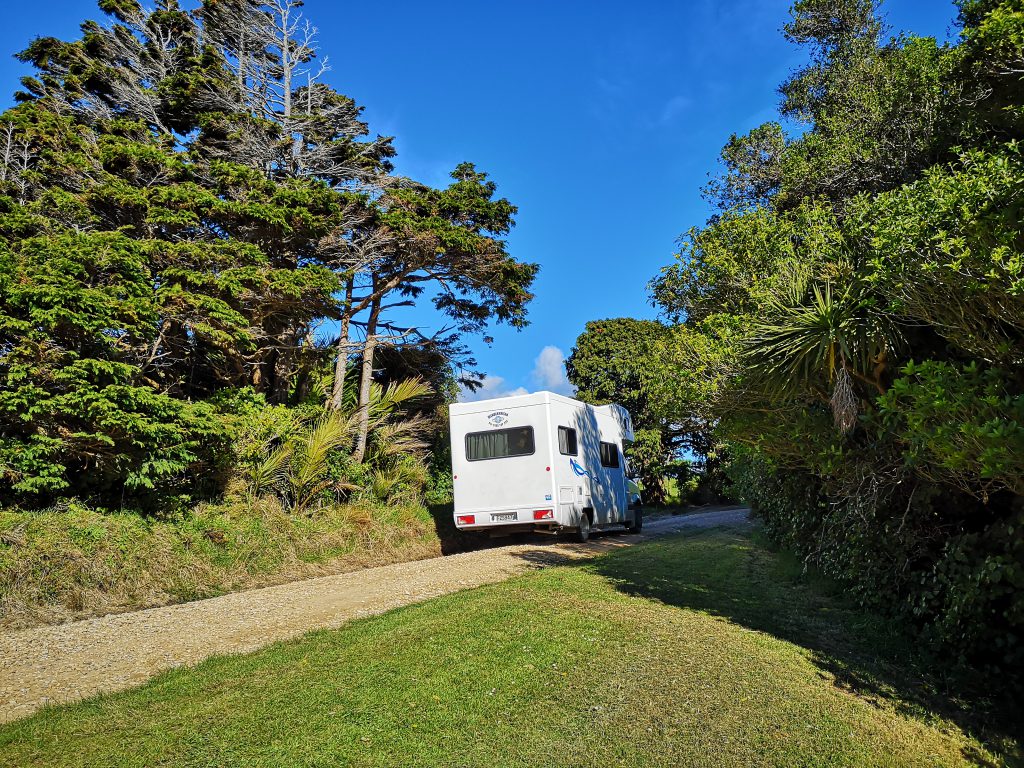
[0,506,750,724]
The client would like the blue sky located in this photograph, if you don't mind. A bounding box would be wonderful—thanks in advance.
[0,0,958,400]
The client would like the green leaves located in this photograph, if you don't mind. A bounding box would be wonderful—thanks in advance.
[0,347,229,496]
[565,318,729,502]
[860,146,1024,364]
[634,0,1024,675]
[878,360,1024,498]
[379,164,537,335]
[289,413,356,515]
[233,377,433,514]
[0,0,540,519]
[744,280,905,405]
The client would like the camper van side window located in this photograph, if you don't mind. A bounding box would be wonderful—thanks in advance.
[599,441,620,469]
[465,426,535,461]
[557,426,578,456]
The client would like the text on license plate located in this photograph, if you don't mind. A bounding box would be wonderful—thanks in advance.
[491,512,517,522]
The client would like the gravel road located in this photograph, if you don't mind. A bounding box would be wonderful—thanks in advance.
[0,506,750,724]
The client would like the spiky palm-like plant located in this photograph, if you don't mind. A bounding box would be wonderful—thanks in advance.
[366,378,433,421]
[744,281,905,432]
[243,377,434,512]
[366,417,431,461]
[367,460,429,505]
[246,440,293,500]
[289,413,357,514]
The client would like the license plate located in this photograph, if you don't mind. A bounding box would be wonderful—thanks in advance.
[491,512,517,522]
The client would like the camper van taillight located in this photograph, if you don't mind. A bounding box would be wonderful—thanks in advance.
[457,515,475,526]
[533,509,554,520]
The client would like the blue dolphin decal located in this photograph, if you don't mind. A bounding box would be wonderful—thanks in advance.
[570,458,591,478]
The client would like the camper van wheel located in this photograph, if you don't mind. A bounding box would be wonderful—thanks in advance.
[625,506,643,533]
[574,512,592,543]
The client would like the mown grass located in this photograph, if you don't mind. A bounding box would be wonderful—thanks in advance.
[3,527,1018,767]
[0,498,441,628]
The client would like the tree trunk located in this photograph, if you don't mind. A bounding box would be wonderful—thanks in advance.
[271,326,296,404]
[237,30,247,93]
[329,278,354,410]
[281,2,292,120]
[352,295,381,463]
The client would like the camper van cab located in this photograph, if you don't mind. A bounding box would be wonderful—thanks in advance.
[449,391,640,542]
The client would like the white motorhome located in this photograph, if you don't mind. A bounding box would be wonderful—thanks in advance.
[449,391,640,541]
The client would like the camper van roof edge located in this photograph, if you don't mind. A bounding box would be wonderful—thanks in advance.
[449,390,626,415]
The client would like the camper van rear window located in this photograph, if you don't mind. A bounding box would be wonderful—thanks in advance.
[558,426,578,456]
[465,426,535,461]
[599,441,620,469]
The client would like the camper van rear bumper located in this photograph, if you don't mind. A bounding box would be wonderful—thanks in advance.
[454,506,562,530]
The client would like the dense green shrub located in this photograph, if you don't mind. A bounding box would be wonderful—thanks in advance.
[424,440,454,507]
[916,506,1024,672]
[648,0,1024,681]
[730,445,1024,674]
[878,361,1024,499]
[0,231,235,500]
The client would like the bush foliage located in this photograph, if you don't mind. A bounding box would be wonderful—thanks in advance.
[631,0,1024,678]
[0,0,533,510]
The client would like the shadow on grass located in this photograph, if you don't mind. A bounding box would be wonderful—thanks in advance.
[585,526,1022,768]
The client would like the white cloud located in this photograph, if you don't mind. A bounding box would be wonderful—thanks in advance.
[531,345,574,396]
[457,375,528,403]
[457,345,574,403]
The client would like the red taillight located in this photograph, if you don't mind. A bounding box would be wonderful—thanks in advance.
[533,509,554,520]
[457,514,475,526]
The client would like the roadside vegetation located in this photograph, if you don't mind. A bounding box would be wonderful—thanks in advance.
[567,0,1024,690]
[3,527,1018,767]
[0,499,439,628]
[0,371,456,626]
[0,0,535,624]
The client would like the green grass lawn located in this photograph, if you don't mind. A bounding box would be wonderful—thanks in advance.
[3,527,1019,767]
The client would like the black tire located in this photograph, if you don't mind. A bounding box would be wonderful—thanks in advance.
[625,506,643,533]
[574,512,592,543]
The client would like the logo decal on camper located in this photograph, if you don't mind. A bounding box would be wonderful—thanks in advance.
[487,411,509,427]
[570,458,591,478]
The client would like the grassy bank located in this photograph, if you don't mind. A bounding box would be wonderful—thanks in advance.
[0,499,442,628]
[3,527,1018,767]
